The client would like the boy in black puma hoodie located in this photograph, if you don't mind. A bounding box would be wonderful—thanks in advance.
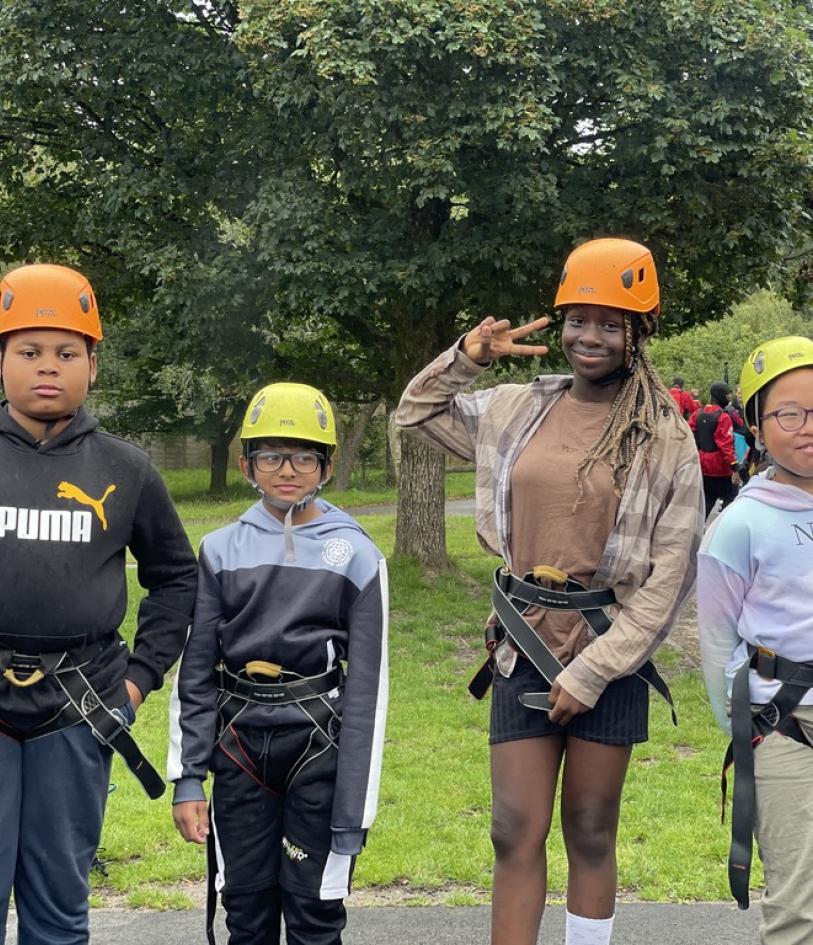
[0,263,196,945]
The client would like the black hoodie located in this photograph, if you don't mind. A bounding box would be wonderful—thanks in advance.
[0,406,197,729]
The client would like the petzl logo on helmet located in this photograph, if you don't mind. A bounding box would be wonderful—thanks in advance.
[315,399,328,430]
[578,285,597,295]
[35,308,57,318]
[753,352,766,374]
[249,395,266,426]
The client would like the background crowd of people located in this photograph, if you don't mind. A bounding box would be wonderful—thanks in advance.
[669,375,757,517]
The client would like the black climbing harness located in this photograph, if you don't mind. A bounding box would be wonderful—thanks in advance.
[0,637,165,799]
[469,566,676,723]
[205,659,345,945]
[724,644,813,910]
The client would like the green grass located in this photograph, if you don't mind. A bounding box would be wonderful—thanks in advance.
[96,492,748,908]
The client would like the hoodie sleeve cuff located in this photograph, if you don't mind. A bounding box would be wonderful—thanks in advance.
[172,778,206,805]
[331,828,367,855]
[125,662,157,701]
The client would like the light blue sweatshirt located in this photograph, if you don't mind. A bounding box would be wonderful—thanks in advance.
[697,473,813,734]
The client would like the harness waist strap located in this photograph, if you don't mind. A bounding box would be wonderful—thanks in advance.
[747,644,813,688]
[497,570,616,611]
[218,665,343,706]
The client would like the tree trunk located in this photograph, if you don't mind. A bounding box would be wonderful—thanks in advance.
[394,428,448,569]
[332,399,381,491]
[208,431,232,496]
[386,407,401,487]
[392,305,456,568]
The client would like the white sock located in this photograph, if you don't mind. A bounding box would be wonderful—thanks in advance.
[564,910,615,945]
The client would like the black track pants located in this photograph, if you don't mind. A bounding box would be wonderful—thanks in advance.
[222,887,345,945]
[210,722,352,945]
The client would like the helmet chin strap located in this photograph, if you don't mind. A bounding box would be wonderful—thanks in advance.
[30,411,78,446]
[590,313,641,388]
[753,391,764,451]
[593,358,637,388]
[248,475,327,562]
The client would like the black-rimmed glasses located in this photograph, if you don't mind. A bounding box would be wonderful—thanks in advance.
[249,450,321,474]
[760,406,813,433]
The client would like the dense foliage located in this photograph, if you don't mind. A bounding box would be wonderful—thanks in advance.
[1,0,811,544]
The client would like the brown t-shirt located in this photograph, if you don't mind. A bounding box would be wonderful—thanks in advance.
[509,390,620,664]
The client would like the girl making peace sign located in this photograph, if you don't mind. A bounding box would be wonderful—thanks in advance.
[396,238,704,945]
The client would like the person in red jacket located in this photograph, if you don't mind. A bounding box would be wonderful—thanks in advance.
[689,381,740,517]
[668,376,699,419]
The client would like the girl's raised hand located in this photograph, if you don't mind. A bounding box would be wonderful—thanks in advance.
[463,315,550,365]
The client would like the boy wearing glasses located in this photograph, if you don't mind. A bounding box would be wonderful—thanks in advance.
[698,337,813,942]
[169,383,389,945]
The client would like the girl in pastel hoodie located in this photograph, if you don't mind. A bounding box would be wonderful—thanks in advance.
[698,336,813,945]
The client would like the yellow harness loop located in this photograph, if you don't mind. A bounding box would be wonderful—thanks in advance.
[245,660,283,680]
[3,667,45,688]
[532,565,568,586]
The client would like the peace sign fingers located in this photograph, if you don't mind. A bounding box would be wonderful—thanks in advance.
[504,316,550,357]
[463,314,550,363]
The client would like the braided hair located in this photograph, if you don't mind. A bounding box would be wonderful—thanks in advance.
[575,310,684,500]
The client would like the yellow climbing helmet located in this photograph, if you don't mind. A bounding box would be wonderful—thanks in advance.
[240,382,337,450]
[740,336,813,417]
[554,238,660,315]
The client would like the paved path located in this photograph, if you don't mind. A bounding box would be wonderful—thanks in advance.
[352,498,475,516]
[5,901,760,944]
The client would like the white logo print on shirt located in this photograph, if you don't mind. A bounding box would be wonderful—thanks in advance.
[322,537,354,567]
[282,837,308,862]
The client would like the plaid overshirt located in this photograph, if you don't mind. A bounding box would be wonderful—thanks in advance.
[396,340,705,707]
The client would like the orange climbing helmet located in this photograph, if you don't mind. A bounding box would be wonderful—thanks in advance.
[0,264,103,341]
[554,238,659,315]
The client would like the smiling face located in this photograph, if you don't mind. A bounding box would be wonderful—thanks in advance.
[755,367,813,493]
[561,304,627,399]
[0,328,96,439]
[239,437,332,523]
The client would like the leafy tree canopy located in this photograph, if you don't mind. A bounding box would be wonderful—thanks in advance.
[0,1,380,490]
[649,289,813,400]
[238,0,813,360]
[1,0,812,517]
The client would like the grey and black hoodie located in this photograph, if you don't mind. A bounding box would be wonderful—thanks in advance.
[0,406,197,730]
[168,498,389,854]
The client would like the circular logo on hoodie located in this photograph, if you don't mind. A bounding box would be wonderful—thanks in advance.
[322,538,354,567]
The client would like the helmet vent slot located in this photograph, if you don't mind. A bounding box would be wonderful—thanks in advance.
[621,268,633,289]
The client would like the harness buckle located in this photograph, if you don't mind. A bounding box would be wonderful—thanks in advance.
[3,667,45,688]
[531,565,567,586]
[245,660,283,680]
[91,705,130,747]
[755,647,778,680]
[758,702,781,730]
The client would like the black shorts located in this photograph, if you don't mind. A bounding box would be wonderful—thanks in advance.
[489,657,649,746]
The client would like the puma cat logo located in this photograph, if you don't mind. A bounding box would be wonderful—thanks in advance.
[56,481,117,531]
